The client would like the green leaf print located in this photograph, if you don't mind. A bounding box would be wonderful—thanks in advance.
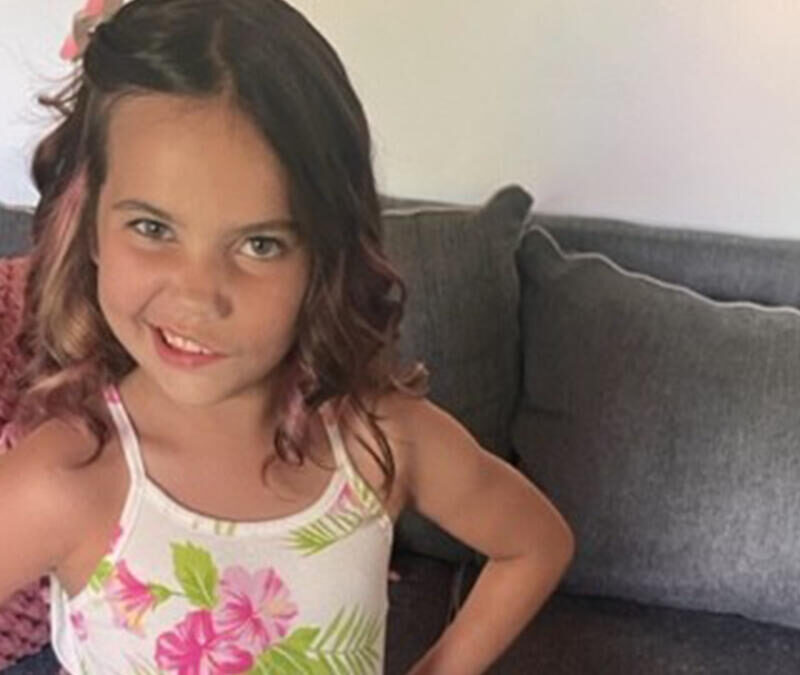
[350,472,381,515]
[285,473,382,557]
[285,508,367,557]
[171,542,218,609]
[249,607,382,675]
[88,558,114,591]
[148,582,174,608]
[250,628,322,674]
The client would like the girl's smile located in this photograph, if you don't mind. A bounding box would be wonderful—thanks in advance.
[150,324,228,369]
[151,323,228,356]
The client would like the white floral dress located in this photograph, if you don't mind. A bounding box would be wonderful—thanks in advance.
[49,384,393,675]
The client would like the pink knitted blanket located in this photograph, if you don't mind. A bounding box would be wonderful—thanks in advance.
[0,255,52,669]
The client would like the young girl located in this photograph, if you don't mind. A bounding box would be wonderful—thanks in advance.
[0,1,574,673]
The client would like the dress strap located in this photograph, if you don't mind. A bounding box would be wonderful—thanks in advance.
[102,383,147,485]
[319,402,393,532]
[319,402,359,480]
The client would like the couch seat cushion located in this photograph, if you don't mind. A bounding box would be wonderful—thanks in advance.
[490,592,800,675]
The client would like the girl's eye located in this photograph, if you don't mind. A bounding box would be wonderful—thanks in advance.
[127,220,286,260]
[129,219,171,239]
[241,236,286,260]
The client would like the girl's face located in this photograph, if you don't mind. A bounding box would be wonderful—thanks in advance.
[94,94,311,409]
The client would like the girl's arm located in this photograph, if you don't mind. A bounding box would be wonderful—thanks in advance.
[384,395,575,675]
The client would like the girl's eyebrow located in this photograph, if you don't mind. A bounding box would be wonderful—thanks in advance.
[111,199,297,233]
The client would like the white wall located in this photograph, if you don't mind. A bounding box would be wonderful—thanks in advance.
[2,1,799,237]
[0,0,72,207]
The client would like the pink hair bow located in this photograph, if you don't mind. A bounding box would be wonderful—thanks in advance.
[59,0,124,62]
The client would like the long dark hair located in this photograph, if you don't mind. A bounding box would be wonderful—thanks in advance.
[10,0,426,496]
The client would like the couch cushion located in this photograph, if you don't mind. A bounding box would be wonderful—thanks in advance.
[381,185,532,562]
[537,212,800,307]
[0,204,33,258]
[467,587,800,674]
[513,225,800,629]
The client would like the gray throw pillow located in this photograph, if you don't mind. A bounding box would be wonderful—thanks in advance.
[381,185,533,562]
[513,225,800,629]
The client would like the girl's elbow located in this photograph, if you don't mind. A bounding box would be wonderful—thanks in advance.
[523,511,576,574]
[561,522,577,568]
[550,515,576,572]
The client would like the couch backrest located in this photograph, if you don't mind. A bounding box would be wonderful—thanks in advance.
[536,212,800,307]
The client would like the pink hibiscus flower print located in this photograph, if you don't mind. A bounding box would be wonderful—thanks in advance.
[69,611,88,641]
[214,566,298,653]
[155,609,254,675]
[104,560,158,636]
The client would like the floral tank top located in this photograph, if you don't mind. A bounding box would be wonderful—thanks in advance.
[49,383,393,675]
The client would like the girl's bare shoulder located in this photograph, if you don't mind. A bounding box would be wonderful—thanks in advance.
[0,414,109,601]
[11,414,101,475]
[9,405,119,516]
[14,395,125,545]
[332,390,434,520]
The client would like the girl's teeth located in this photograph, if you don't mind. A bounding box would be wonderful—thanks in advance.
[161,329,212,355]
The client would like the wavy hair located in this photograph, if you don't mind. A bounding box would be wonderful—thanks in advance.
[9,0,427,496]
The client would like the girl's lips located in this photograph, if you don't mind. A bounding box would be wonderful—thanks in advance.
[150,325,227,368]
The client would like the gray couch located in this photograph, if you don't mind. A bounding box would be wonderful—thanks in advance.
[4,186,800,674]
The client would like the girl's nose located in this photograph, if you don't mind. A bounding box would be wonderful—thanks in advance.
[169,258,233,319]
